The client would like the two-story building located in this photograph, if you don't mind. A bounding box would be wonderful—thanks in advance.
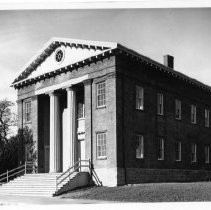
[12,37,211,186]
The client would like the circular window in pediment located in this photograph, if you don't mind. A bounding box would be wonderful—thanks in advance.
[55,49,65,63]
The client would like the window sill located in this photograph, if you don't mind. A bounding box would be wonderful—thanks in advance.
[175,160,181,162]
[136,157,144,160]
[157,113,164,116]
[158,158,164,161]
[175,118,181,121]
[77,117,85,120]
[25,121,31,124]
[97,105,106,109]
[97,156,107,160]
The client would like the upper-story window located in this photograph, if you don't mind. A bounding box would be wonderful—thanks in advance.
[191,105,197,124]
[205,109,210,127]
[25,101,31,123]
[157,93,164,115]
[77,102,85,119]
[136,134,144,159]
[136,86,144,110]
[175,99,181,120]
[97,81,106,108]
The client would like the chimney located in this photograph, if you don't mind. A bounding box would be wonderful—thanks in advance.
[164,55,174,69]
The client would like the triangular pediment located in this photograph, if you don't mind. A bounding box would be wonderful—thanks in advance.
[13,37,117,84]
[28,44,108,79]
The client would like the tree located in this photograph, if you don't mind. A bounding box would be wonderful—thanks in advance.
[0,99,16,144]
[0,99,17,173]
[0,99,37,174]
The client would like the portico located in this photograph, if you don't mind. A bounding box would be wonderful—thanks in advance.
[13,37,118,186]
[36,79,86,173]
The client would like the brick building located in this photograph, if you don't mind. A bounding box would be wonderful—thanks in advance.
[12,38,211,186]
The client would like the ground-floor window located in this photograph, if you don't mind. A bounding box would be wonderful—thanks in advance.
[25,100,31,122]
[191,143,197,163]
[175,141,181,161]
[158,138,164,160]
[205,145,210,164]
[96,132,107,159]
[136,134,144,159]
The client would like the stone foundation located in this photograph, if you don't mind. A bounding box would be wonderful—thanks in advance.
[124,168,211,184]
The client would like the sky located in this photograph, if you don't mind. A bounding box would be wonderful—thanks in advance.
[0,8,211,105]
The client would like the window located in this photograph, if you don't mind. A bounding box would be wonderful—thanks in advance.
[77,102,85,119]
[205,109,210,127]
[191,105,197,124]
[97,81,106,108]
[191,143,197,163]
[205,145,210,164]
[25,101,31,122]
[175,141,181,161]
[157,93,164,115]
[136,135,144,159]
[158,138,164,160]
[136,86,144,110]
[175,99,181,120]
[96,132,106,158]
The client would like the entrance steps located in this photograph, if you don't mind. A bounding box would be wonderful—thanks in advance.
[0,172,77,197]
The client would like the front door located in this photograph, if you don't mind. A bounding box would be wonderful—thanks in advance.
[44,145,50,173]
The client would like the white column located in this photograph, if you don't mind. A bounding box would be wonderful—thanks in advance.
[66,87,76,169]
[49,92,61,173]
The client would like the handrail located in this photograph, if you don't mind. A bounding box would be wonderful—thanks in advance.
[57,159,81,180]
[56,159,102,191]
[0,162,36,184]
[92,169,103,186]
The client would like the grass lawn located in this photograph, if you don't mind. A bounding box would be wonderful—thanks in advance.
[61,182,211,202]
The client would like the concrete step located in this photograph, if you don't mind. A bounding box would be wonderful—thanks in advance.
[0,194,53,196]
[0,172,82,197]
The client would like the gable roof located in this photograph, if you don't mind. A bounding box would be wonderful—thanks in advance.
[12,37,211,94]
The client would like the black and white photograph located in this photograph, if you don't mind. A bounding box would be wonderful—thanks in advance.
[0,0,211,207]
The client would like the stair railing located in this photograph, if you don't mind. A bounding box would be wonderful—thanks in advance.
[56,159,102,191]
[0,162,36,184]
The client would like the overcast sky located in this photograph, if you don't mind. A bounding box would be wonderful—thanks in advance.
[0,8,211,103]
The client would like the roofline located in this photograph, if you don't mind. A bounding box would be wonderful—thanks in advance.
[117,44,211,92]
[12,37,118,84]
[11,38,211,93]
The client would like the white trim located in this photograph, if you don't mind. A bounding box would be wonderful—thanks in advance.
[35,75,88,95]
[12,37,116,85]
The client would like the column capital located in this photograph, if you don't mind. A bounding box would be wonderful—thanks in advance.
[66,86,73,92]
[83,79,93,86]
[47,91,61,97]
[66,86,77,92]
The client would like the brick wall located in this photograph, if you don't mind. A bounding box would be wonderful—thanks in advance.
[116,54,211,184]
